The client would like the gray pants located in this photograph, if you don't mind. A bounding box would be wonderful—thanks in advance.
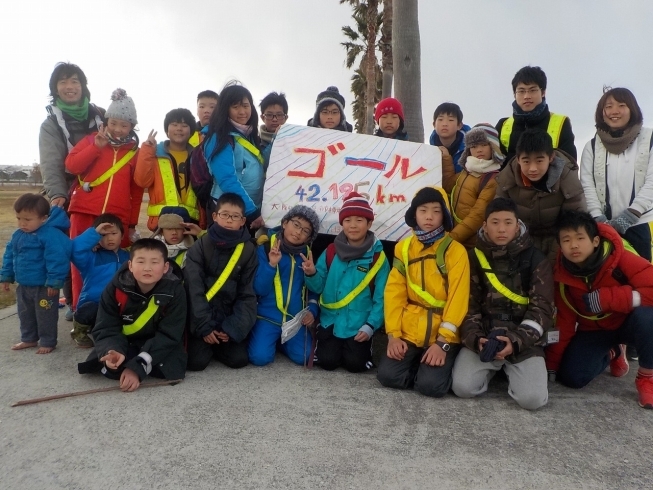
[451,347,548,410]
[16,285,59,348]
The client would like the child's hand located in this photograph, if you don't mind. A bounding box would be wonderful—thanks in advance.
[216,332,229,343]
[95,222,115,235]
[129,227,140,243]
[182,223,202,236]
[1,282,9,292]
[299,250,316,276]
[47,287,59,297]
[421,343,446,367]
[268,239,282,267]
[387,336,407,360]
[493,336,513,360]
[354,331,370,342]
[95,124,109,149]
[100,350,125,370]
[478,337,488,353]
[250,216,264,229]
[203,331,220,344]
[302,311,315,326]
[144,129,157,147]
[120,368,140,392]
[438,146,450,157]
[51,197,66,208]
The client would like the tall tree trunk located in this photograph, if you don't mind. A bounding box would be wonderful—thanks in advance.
[365,0,378,135]
[392,0,423,142]
[380,0,393,99]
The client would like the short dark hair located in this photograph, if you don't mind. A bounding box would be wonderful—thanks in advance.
[49,62,91,102]
[433,102,463,123]
[556,210,599,243]
[129,238,168,260]
[516,129,554,157]
[511,66,547,92]
[92,213,124,234]
[14,193,50,217]
[484,197,519,220]
[164,108,197,135]
[260,92,288,114]
[594,87,643,132]
[214,192,246,215]
[197,90,219,102]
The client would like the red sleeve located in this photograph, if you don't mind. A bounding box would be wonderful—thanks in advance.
[545,287,578,372]
[129,151,144,227]
[65,134,101,175]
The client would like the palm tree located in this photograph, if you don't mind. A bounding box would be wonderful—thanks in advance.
[380,0,393,98]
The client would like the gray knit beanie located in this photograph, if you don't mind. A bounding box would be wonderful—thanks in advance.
[104,88,138,125]
[282,205,321,243]
[458,123,505,167]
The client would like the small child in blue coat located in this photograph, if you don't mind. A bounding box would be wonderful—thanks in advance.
[70,213,129,347]
[1,194,71,354]
[249,205,321,366]
[304,193,390,372]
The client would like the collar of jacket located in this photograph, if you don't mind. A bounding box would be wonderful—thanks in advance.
[476,221,532,259]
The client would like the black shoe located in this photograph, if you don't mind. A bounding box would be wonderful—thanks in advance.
[626,345,639,362]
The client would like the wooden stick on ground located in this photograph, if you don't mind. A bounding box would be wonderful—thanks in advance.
[11,379,183,407]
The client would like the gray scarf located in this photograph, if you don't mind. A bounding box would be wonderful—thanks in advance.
[596,122,642,154]
[333,231,376,261]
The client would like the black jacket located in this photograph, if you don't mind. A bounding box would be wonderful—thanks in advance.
[184,235,258,342]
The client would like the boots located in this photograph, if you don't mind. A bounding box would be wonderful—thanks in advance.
[70,320,93,348]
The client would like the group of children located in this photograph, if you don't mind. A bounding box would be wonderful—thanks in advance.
[6,62,651,410]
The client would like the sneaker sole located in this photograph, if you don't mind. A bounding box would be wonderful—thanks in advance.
[639,401,653,409]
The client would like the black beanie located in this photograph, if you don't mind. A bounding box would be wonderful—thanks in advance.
[405,187,453,231]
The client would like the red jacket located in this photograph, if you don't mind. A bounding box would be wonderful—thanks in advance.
[546,223,653,371]
[65,134,143,227]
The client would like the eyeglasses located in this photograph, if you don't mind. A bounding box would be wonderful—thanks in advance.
[217,212,244,221]
[263,113,286,120]
[515,88,541,96]
[290,219,312,236]
[320,110,340,116]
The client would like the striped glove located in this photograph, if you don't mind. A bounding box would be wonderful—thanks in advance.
[582,290,603,314]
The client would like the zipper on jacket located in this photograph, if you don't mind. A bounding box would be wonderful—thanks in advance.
[101,148,118,213]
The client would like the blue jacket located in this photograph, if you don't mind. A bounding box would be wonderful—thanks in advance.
[1,206,71,288]
[429,124,471,174]
[72,228,130,305]
[204,130,271,218]
[254,238,319,325]
[304,237,390,339]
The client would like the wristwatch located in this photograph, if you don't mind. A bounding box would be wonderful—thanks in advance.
[435,340,451,352]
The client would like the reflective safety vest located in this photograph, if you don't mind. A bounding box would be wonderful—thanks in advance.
[401,236,452,310]
[205,242,244,301]
[174,250,187,267]
[78,149,136,191]
[500,113,567,150]
[189,131,201,148]
[122,296,160,336]
[319,250,386,310]
[234,135,264,165]
[473,248,529,305]
[147,157,200,220]
[270,234,307,321]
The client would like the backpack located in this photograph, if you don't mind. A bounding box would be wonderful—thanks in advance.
[325,243,382,296]
[189,141,213,210]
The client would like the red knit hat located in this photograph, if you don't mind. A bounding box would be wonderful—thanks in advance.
[374,97,404,123]
[339,192,374,224]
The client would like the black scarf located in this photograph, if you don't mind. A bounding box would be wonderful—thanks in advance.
[562,239,612,279]
[512,98,549,123]
[333,231,376,262]
[447,130,465,155]
[208,223,251,249]
[275,232,307,256]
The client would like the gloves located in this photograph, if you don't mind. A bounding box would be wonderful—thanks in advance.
[595,214,608,223]
[129,227,141,243]
[607,209,639,235]
[582,290,603,314]
[479,329,507,363]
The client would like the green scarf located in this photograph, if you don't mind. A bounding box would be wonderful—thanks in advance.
[55,97,89,121]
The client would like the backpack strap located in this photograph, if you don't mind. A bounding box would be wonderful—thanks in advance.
[478,171,499,192]
[325,243,336,270]
[435,235,453,294]
[200,234,215,269]
[612,267,629,286]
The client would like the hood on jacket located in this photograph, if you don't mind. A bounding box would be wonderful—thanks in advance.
[155,140,194,159]
[113,260,182,292]
[476,220,532,258]
[43,205,70,234]
[405,186,453,230]
[502,149,578,193]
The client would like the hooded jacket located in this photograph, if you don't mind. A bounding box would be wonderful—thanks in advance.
[495,150,586,263]
[460,223,554,362]
[546,223,653,372]
[1,206,71,288]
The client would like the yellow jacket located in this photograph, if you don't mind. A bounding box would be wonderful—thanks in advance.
[385,233,470,346]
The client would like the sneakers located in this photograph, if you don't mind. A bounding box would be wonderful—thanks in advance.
[70,320,93,348]
[626,345,639,361]
[635,374,653,409]
[609,344,629,378]
[64,306,74,322]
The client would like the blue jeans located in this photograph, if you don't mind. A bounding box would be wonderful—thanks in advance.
[557,306,653,388]
[248,318,313,366]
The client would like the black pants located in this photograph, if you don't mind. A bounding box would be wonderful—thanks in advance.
[186,334,249,371]
[623,223,652,262]
[78,345,165,379]
[315,325,372,373]
[74,301,99,326]
[377,341,461,398]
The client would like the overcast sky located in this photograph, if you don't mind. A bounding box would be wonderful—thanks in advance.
[4,0,652,165]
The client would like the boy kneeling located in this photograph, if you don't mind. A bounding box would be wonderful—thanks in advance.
[451,198,554,410]
[78,239,187,392]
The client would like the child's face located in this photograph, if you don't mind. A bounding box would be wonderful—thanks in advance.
[517,152,554,182]
[197,97,218,127]
[229,98,252,126]
[129,249,169,290]
[212,203,246,231]
[98,224,123,251]
[483,211,520,246]
[342,216,372,243]
[162,227,185,245]
[167,121,191,147]
[470,143,493,161]
[602,95,631,131]
[16,210,47,233]
[261,104,287,133]
[282,217,312,246]
[319,104,341,129]
[379,113,400,136]
[106,118,133,140]
[514,82,544,112]
[56,74,82,105]
[433,113,463,139]
[415,202,443,232]
[559,227,600,265]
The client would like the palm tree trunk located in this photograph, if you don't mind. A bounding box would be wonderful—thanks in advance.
[392,0,423,142]
[380,0,393,99]
[365,0,379,134]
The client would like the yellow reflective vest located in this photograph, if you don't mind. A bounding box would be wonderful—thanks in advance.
[500,113,567,151]
[147,157,200,221]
